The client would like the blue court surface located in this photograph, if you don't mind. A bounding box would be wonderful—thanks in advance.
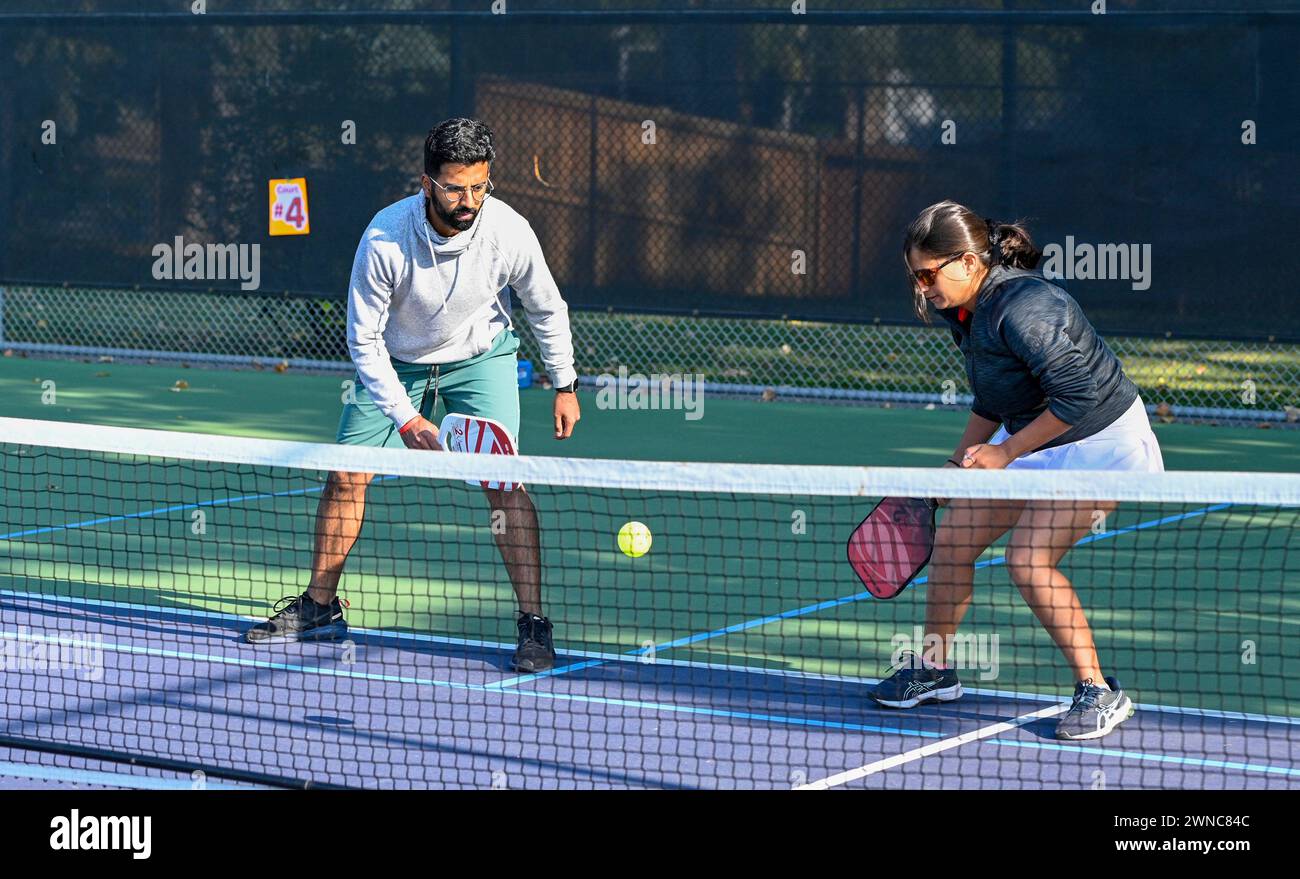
[2,592,1296,790]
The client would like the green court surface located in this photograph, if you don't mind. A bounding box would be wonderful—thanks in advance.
[1,356,1297,716]
[4,355,1300,469]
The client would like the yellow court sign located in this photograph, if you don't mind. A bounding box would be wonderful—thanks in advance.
[268,178,310,235]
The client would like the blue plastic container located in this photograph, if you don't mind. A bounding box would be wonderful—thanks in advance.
[517,358,534,389]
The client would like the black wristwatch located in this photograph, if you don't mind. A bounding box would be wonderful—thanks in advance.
[555,381,577,394]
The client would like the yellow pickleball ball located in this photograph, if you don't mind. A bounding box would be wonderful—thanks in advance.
[617,521,653,558]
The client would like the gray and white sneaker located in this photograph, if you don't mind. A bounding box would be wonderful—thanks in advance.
[871,650,964,709]
[1055,676,1134,740]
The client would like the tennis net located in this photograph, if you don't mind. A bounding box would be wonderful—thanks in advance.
[0,416,1297,790]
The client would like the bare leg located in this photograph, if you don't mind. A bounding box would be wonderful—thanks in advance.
[307,470,374,606]
[925,498,1024,665]
[1004,500,1118,683]
[484,486,543,617]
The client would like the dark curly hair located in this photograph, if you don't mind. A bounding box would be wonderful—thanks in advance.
[424,118,496,178]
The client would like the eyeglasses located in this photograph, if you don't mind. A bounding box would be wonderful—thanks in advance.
[426,176,494,204]
[909,253,965,287]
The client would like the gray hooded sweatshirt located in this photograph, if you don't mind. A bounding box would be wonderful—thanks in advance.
[347,191,576,429]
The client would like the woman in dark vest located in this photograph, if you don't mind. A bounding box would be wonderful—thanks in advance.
[872,201,1163,740]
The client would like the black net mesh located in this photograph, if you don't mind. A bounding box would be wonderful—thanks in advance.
[0,421,1296,789]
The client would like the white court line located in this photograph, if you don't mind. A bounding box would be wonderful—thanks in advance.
[796,703,1069,790]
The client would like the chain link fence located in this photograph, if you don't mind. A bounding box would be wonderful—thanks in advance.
[2,7,1297,424]
[3,284,1295,422]
[2,9,1298,337]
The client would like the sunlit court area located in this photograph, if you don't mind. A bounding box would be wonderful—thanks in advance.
[0,2,1297,800]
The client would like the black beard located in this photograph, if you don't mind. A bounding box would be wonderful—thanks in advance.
[431,197,477,232]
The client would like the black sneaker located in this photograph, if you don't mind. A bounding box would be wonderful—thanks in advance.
[511,613,556,673]
[245,592,348,644]
[1055,676,1134,741]
[871,651,964,708]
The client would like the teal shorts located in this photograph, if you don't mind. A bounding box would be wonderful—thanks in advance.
[337,329,522,449]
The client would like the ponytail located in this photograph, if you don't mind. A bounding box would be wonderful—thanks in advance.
[983,217,1040,270]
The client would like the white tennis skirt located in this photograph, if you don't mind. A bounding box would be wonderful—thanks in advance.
[991,396,1165,472]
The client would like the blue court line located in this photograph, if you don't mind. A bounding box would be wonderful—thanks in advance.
[0,629,951,741]
[1074,502,1232,547]
[493,503,1229,689]
[0,474,403,541]
[0,588,879,688]
[4,628,1295,783]
[0,760,261,790]
[987,737,1300,778]
[0,486,326,541]
[8,589,1298,730]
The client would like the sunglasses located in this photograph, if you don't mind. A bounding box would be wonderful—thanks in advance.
[910,253,965,287]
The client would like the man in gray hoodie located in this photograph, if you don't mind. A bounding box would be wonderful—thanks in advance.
[245,118,580,673]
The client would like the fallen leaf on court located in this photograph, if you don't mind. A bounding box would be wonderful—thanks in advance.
[94,371,110,378]
[274,360,289,373]
[171,380,190,391]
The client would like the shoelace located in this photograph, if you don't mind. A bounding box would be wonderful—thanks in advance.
[885,649,925,676]
[271,594,341,616]
[518,614,539,643]
[1072,678,1104,711]
[271,594,306,616]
